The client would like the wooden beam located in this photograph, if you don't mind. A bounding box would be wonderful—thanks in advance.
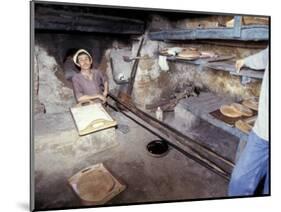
[194,40,268,49]
[35,7,145,34]
[149,25,268,41]
[233,16,242,38]
[166,55,235,65]
[127,37,145,95]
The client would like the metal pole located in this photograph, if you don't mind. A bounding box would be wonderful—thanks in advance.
[108,93,233,180]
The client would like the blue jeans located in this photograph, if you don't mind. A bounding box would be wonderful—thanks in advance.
[228,131,269,196]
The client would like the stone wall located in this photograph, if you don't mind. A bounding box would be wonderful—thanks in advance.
[33,15,265,113]
[125,15,266,109]
[35,45,75,114]
[128,39,263,109]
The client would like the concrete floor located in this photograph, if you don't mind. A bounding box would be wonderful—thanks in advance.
[33,107,238,210]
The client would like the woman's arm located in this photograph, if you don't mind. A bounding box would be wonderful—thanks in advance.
[236,47,268,72]
[244,47,268,70]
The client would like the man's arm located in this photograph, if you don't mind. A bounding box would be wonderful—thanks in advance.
[77,94,106,103]
[236,47,268,72]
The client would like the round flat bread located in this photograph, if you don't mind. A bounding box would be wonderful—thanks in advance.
[220,105,242,118]
[231,103,253,117]
[77,170,115,202]
[178,49,201,59]
[235,120,252,134]
[200,51,218,58]
[242,98,259,111]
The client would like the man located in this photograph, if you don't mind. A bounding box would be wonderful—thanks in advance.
[72,49,109,104]
[228,47,269,196]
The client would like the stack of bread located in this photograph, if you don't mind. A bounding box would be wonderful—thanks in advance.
[219,97,259,134]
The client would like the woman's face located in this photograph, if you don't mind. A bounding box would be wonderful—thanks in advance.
[77,54,92,70]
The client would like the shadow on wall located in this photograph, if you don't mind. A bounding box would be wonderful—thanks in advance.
[35,33,132,69]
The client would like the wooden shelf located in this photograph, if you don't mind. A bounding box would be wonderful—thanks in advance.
[149,25,268,41]
[163,55,264,80]
[205,62,264,79]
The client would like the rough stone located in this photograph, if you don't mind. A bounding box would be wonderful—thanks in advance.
[73,128,118,159]
[33,53,46,114]
[173,101,201,131]
[132,38,164,109]
[35,45,76,114]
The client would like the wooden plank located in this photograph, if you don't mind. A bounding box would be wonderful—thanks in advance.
[68,163,126,205]
[166,55,235,65]
[149,25,268,41]
[126,37,145,96]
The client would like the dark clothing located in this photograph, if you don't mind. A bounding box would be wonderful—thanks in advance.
[72,69,108,102]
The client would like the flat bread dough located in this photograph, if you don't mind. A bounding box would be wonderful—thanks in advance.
[220,105,242,118]
[242,98,259,111]
[231,103,253,117]
[235,120,252,134]
[77,170,115,202]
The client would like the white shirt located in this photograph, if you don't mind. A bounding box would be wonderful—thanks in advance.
[244,47,269,141]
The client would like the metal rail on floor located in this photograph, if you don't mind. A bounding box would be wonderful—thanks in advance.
[108,93,235,181]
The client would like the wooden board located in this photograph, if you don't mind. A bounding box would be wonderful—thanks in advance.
[210,99,258,128]
[69,163,126,206]
[70,103,117,136]
[210,109,257,127]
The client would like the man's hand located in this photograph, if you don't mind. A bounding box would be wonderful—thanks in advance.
[103,91,108,98]
[97,94,107,104]
[235,59,245,73]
